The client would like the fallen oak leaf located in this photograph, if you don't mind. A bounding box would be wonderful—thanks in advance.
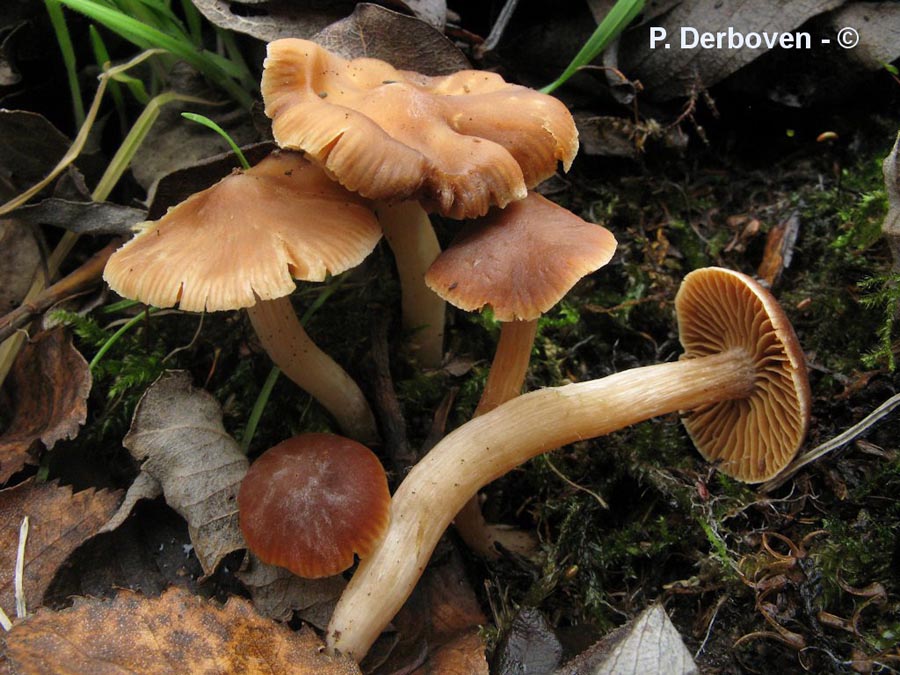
[0,328,91,484]
[104,371,248,576]
[0,587,361,674]
[0,479,120,621]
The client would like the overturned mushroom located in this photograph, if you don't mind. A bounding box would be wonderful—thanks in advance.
[239,433,390,578]
[326,267,811,660]
[261,38,579,365]
[425,192,617,556]
[104,151,381,443]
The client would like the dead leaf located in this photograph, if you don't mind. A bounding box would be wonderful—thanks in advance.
[9,198,146,236]
[106,371,248,576]
[128,97,259,192]
[0,479,120,620]
[494,607,563,675]
[0,328,91,484]
[826,2,900,69]
[616,0,845,101]
[315,4,469,76]
[0,111,70,200]
[0,220,40,313]
[0,587,361,674]
[146,142,275,220]
[236,553,345,626]
[369,549,487,674]
[557,604,698,675]
[189,0,355,42]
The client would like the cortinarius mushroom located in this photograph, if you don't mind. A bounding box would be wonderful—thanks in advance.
[104,151,381,443]
[239,433,390,578]
[326,267,810,660]
[426,192,617,556]
[261,38,579,365]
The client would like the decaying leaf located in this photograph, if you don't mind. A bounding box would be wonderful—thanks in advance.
[0,328,91,484]
[370,549,488,673]
[574,113,688,158]
[190,0,356,41]
[0,111,70,200]
[10,198,146,236]
[0,220,40,313]
[236,553,345,626]
[146,142,275,220]
[128,99,259,192]
[557,604,698,675]
[826,2,900,69]
[0,479,120,620]
[494,607,563,674]
[0,587,361,674]
[107,371,248,575]
[616,0,845,101]
[315,4,469,76]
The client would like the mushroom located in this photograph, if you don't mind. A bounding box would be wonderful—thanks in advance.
[238,433,390,578]
[104,151,381,443]
[425,192,617,556]
[326,267,811,660]
[261,38,579,366]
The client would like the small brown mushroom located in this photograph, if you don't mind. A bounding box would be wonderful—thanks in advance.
[238,433,390,578]
[425,192,617,556]
[261,38,580,366]
[326,267,811,661]
[104,151,381,443]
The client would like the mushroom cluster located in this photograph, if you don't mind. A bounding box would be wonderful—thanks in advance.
[101,36,811,667]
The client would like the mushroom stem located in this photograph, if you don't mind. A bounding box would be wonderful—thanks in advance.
[246,296,378,444]
[455,318,539,556]
[474,319,539,416]
[327,347,756,660]
[376,201,445,368]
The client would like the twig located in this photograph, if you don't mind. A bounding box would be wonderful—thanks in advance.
[762,391,900,492]
[15,516,29,619]
[369,311,414,472]
[0,239,120,343]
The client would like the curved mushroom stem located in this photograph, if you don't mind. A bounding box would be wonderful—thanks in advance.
[246,296,378,445]
[376,201,445,368]
[455,318,539,557]
[327,347,756,660]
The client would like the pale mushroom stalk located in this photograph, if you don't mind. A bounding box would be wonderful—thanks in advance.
[327,349,755,660]
[424,193,617,557]
[375,201,445,368]
[246,297,377,444]
[103,152,383,444]
[453,318,538,556]
[329,267,812,661]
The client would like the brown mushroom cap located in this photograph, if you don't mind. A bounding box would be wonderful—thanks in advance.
[675,267,811,482]
[261,39,578,219]
[238,433,391,579]
[424,193,617,321]
[103,151,380,312]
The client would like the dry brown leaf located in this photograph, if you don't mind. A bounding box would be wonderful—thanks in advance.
[0,479,120,620]
[314,4,469,76]
[0,587,361,674]
[0,111,70,200]
[236,553,345,626]
[0,220,40,314]
[190,0,356,42]
[413,630,488,675]
[617,0,845,101]
[107,371,248,576]
[0,328,91,484]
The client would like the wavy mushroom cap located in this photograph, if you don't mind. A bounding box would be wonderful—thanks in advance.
[262,38,578,219]
[676,267,811,483]
[424,193,617,321]
[103,151,381,312]
[238,433,391,579]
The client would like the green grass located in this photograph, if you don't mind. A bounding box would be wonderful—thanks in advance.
[542,0,645,94]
